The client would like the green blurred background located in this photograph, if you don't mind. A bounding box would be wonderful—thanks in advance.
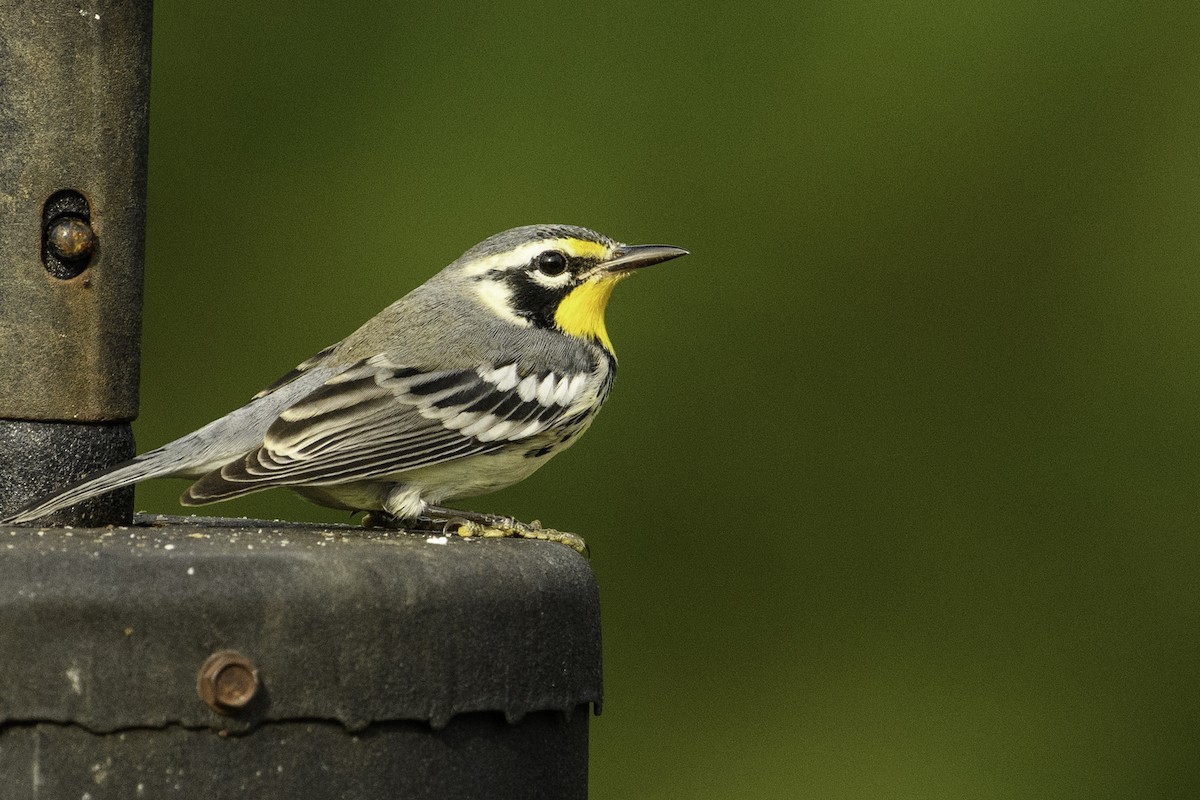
[134,2,1200,797]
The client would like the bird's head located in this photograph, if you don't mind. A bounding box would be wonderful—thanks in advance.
[448,225,688,353]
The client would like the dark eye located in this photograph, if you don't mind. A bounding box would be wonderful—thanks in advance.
[534,250,567,276]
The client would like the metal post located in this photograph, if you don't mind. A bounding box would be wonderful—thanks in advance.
[0,517,602,798]
[0,0,150,525]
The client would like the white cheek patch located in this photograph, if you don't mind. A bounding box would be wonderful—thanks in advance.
[474,279,531,328]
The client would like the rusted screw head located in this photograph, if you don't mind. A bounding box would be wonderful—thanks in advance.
[46,216,96,262]
[197,650,259,714]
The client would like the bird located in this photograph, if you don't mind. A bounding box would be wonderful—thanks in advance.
[1,224,687,549]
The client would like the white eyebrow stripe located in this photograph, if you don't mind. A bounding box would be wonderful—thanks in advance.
[458,238,613,276]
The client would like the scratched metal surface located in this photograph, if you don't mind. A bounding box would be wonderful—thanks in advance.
[0,517,602,733]
[0,0,150,423]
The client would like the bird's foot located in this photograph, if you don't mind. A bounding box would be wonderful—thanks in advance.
[422,505,589,556]
[360,511,393,530]
[442,517,590,555]
[361,507,588,555]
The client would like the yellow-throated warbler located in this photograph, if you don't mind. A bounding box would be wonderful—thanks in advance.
[2,225,687,550]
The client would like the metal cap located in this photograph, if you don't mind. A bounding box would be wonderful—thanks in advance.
[0,517,603,733]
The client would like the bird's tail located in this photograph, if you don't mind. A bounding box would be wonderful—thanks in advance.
[0,445,194,525]
[2,357,338,526]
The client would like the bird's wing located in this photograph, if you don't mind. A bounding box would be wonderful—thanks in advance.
[251,344,338,400]
[182,354,594,503]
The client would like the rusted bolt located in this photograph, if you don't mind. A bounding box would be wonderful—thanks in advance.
[197,650,259,714]
[46,216,96,262]
[41,189,95,279]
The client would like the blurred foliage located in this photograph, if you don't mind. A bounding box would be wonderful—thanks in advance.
[138,1,1200,797]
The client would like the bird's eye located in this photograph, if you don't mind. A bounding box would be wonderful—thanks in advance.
[534,250,567,276]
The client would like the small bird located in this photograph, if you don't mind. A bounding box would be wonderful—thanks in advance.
[2,225,687,548]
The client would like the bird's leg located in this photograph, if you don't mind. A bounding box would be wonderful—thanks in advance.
[422,505,589,556]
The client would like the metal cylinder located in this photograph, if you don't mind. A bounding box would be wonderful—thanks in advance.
[0,0,152,522]
[0,518,603,798]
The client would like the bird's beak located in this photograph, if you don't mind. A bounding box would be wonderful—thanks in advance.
[600,244,690,275]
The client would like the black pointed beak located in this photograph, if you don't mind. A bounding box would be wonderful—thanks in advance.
[602,244,690,274]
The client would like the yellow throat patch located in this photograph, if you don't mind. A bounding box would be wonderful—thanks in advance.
[554,274,624,353]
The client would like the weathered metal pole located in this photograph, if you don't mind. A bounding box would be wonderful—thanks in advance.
[0,517,602,797]
[0,0,150,525]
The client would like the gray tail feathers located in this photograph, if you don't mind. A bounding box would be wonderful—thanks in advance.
[1,361,338,526]
[0,447,187,525]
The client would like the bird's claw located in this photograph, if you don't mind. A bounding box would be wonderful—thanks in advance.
[362,509,588,555]
[440,516,589,556]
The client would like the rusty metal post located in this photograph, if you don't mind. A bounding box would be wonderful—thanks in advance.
[0,517,602,798]
[0,0,151,524]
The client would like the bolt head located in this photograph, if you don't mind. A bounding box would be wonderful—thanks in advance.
[46,216,96,262]
[197,650,260,714]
